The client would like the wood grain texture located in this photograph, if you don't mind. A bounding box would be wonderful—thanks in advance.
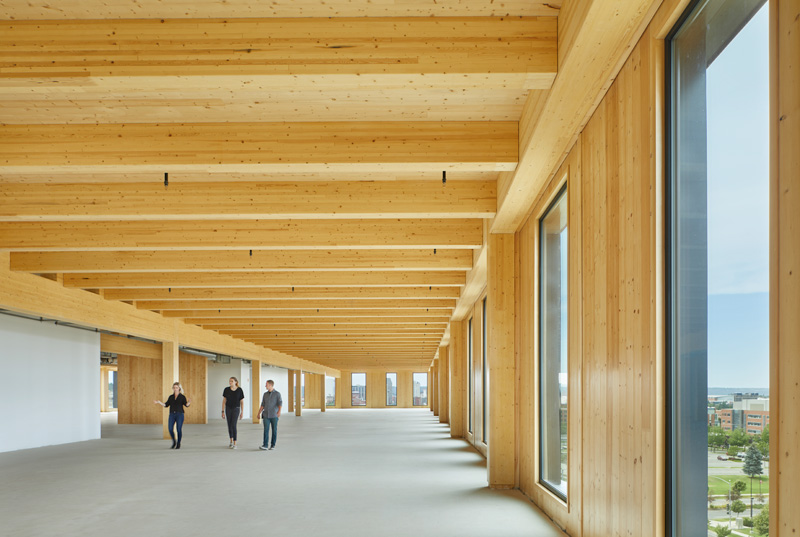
[0,181,496,221]
[771,1,800,533]
[0,219,483,252]
[0,1,561,20]
[0,122,518,174]
[492,0,661,232]
[117,354,162,425]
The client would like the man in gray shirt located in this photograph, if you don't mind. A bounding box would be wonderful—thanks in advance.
[258,380,282,450]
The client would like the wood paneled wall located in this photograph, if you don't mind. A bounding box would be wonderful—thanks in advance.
[117,352,207,425]
[515,24,660,537]
[117,354,162,425]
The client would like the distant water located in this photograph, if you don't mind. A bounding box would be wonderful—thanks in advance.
[708,387,769,397]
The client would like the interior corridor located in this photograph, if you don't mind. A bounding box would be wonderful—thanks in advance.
[0,409,563,537]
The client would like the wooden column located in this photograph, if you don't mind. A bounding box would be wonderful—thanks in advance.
[161,340,179,440]
[449,320,466,438]
[487,232,515,488]
[320,375,326,412]
[286,370,295,412]
[428,367,433,411]
[432,360,439,417]
[251,360,261,423]
[439,345,450,424]
[771,3,800,533]
[100,367,109,412]
[295,370,302,416]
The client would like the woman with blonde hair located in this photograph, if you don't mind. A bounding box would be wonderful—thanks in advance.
[154,382,191,449]
[222,376,245,449]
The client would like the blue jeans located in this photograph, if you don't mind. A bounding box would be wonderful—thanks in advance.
[263,417,278,448]
[168,412,184,443]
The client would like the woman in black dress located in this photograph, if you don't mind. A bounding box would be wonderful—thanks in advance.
[154,382,191,449]
[222,377,245,449]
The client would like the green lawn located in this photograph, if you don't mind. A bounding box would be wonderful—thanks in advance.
[708,475,770,496]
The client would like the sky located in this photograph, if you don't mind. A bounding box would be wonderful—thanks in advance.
[706,4,769,388]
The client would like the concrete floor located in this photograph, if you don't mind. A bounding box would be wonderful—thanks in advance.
[0,409,564,537]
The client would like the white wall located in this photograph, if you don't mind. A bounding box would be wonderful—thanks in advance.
[208,360,288,419]
[0,315,100,453]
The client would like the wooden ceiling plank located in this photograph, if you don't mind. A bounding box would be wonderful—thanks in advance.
[159,309,453,318]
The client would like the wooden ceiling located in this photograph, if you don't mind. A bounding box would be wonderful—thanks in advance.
[2,0,658,373]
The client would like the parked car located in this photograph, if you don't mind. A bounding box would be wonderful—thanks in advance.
[717,455,728,461]
[737,452,747,458]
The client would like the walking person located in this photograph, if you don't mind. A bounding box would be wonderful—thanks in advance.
[222,376,245,449]
[258,380,282,451]
[154,382,191,449]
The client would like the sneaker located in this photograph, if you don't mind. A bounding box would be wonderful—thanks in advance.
[259,445,268,450]
[269,445,275,450]
[229,441,233,448]
[232,445,237,450]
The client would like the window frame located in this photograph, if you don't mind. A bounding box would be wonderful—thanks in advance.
[412,372,428,407]
[385,372,397,407]
[351,372,367,407]
[537,182,569,501]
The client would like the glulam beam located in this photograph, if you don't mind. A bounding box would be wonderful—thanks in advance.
[0,181,495,222]
[0,17,556,90]
[0,122,517,174]
[0,219,482,252]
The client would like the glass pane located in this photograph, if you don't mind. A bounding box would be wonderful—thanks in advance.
[325,376,335,407]
[412,372,428,406]
[351,373,366,406]
[108,370,117,409]
[668,1,769,534]
[539,186,568,499]
[386,373,397,406]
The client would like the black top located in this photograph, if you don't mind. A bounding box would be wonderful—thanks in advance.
[223,387,245,410]
[164,393,188,414]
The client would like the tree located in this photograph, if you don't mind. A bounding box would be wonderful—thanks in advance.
[757,425,770,457]
[729,428,749,447]
[731,480,747,501]
[753,504,769,536]
[731,500,746,516]
[743,444,764,518]
[709,428,727,451]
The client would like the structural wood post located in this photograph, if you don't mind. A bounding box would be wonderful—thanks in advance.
[771,3,800,533]
[295,370,302,416]
[320,374,326,412]
[487,232,516,488]
[449,320,466,438]
[439,345,450,424]
[161,339,179,440]
[251,360,261,424]
[286,370,295,413]
[432,360,439,417]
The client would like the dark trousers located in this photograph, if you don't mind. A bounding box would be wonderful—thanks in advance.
[263,417,279,448]
[168,412,184,443]
[225,408,240,441]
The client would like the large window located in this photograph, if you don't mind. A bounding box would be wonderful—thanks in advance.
[412,372,428,406]
[325,376,336,407]
[539,185,568,499]
[386,373,397,406]
[481,296,488,444]
[668,1,769,534]
[351,373,366,406]
[468,317,474,434]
